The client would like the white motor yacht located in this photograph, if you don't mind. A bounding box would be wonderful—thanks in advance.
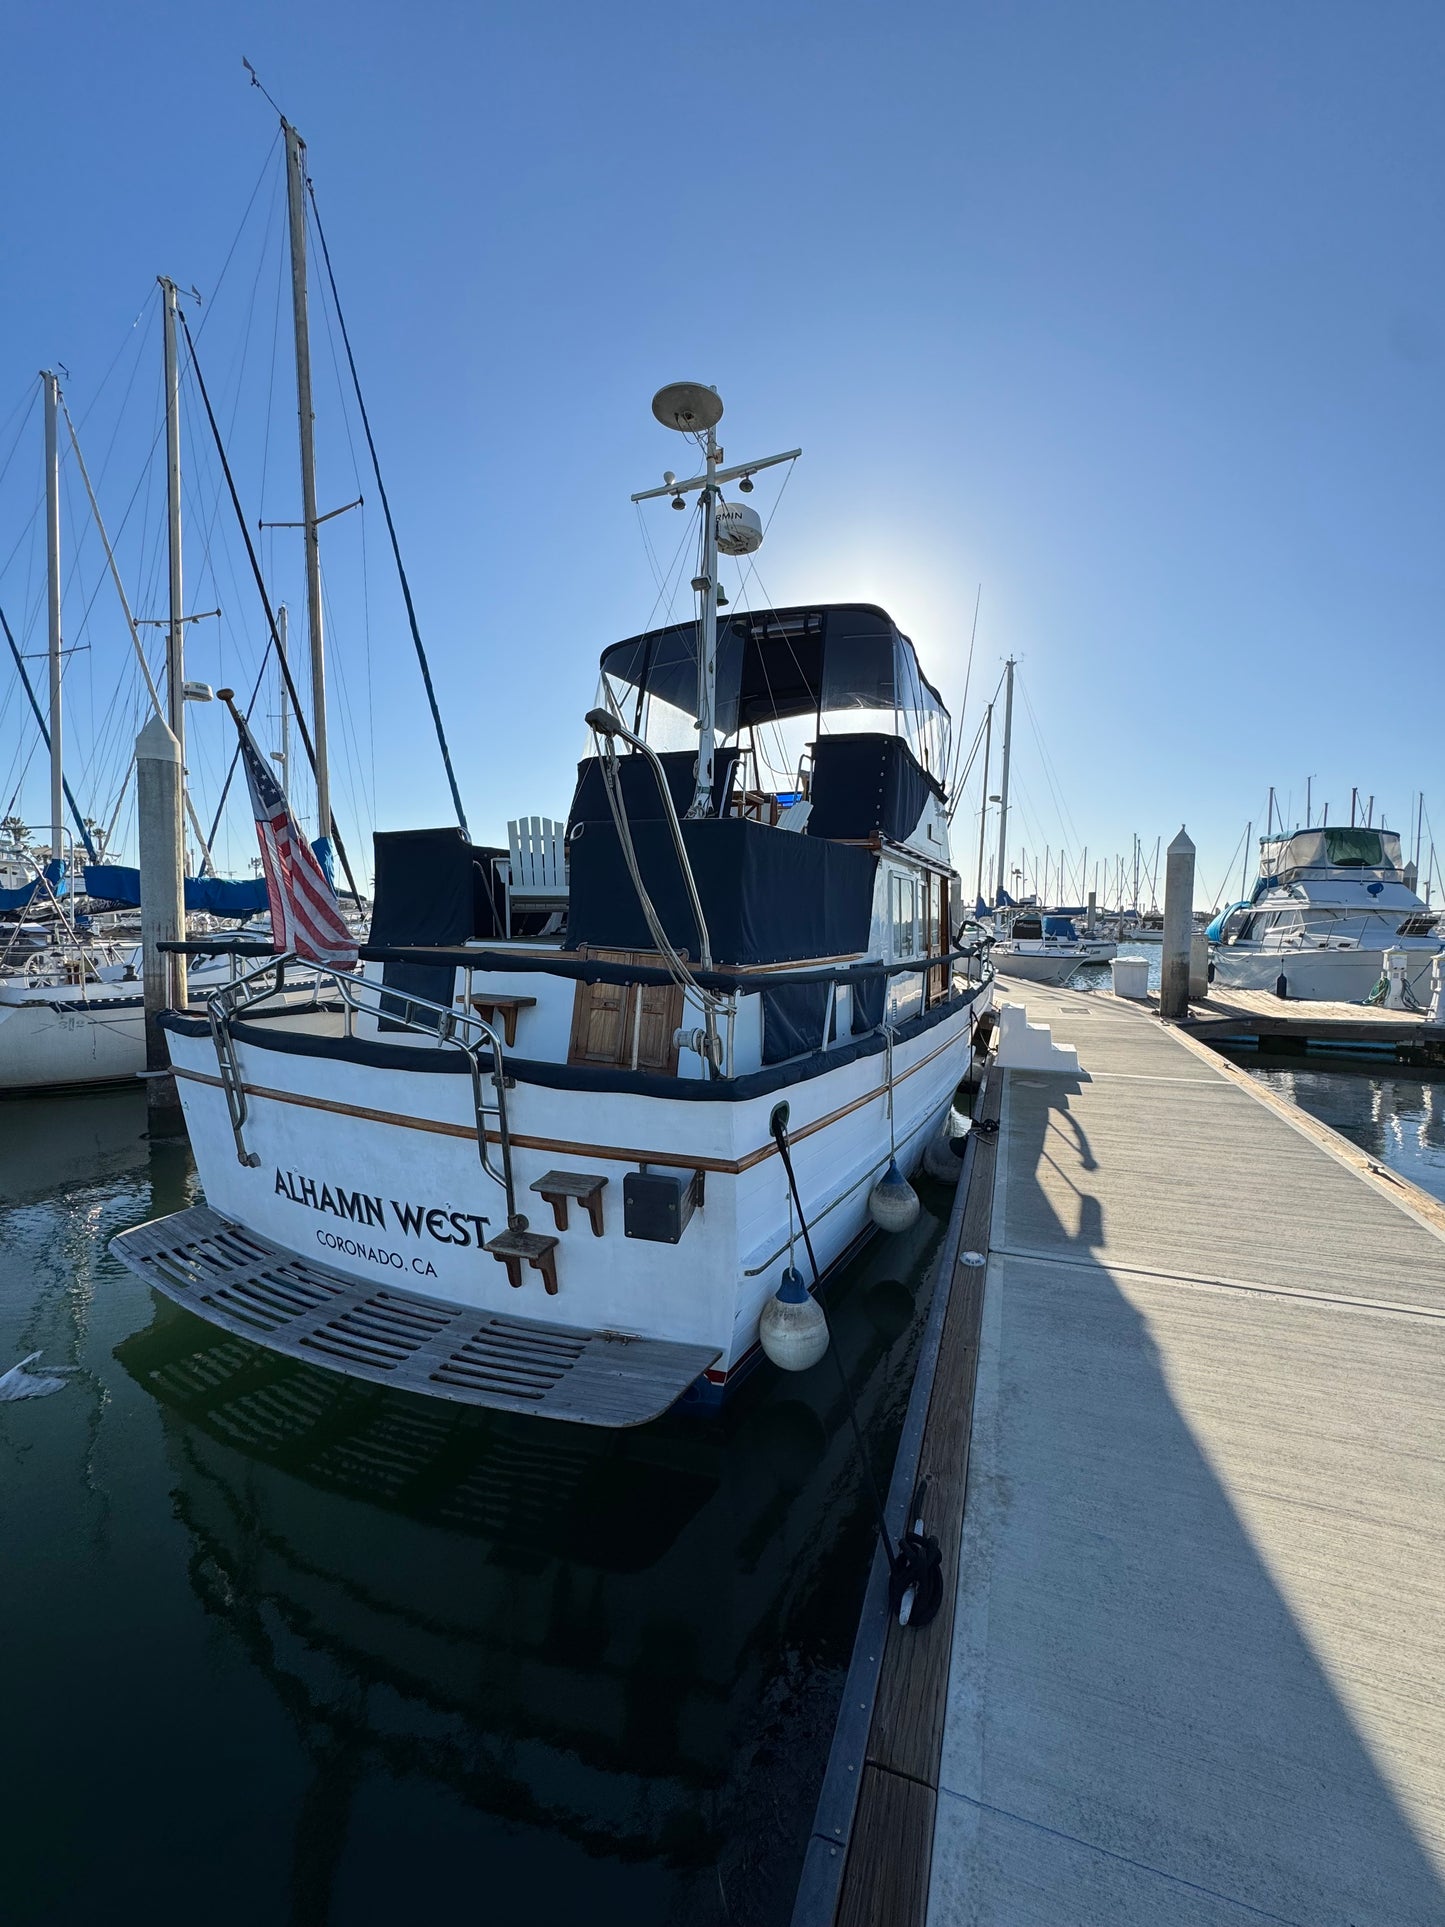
[1208,827,1441,1004]
[990,912,1116,985]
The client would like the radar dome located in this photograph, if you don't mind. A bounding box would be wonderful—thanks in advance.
[715,500,763,556]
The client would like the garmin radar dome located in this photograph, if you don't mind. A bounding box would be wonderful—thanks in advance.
[715,499,764,555]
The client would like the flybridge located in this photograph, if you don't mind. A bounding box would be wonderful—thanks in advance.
[598,603,952,783]
[1258,827,1404,879]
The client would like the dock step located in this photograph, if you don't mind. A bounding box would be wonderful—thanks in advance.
[993,1001,1081,1073]
[110,1205,719,1428]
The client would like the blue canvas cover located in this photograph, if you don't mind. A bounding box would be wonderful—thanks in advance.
[0,860,66,911]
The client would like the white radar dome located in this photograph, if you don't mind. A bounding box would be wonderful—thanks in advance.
[715,500,764,556]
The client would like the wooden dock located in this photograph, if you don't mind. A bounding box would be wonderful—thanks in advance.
[1177,983,1445,1062]
[797,981,1445,1927]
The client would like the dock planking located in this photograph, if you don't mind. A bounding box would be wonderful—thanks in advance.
[926,982,1445,1927]
[809,1069,1000,1927]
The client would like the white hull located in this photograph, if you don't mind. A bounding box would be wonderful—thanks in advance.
[0,992,152,1092]
[0,969,326,1094]
[993,946,1113,986]
[1210,943,1438,1005]
[163,991,981,1394]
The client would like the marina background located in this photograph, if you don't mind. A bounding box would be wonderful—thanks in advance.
[2,1,1442,889]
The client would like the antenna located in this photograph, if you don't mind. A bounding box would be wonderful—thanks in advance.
[651,381,723,434]
[242,55,285,118]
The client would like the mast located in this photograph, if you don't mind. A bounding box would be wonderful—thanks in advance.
[994,657,1015,907]
[632,383,798,819]
[691,421,721,818]
[275,603,291,797]
[41,371,63,867]
[973,701,992,908]
[283,119,330,846]
[160,280,186,759]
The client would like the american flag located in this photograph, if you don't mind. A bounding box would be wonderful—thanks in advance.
[228,696,358,968]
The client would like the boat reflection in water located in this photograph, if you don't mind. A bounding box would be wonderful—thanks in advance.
[115,1197,945,1924]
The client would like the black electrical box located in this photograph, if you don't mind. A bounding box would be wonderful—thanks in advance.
[623,1168,703,1244]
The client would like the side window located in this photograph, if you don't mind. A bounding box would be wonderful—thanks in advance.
[891,873,918,958]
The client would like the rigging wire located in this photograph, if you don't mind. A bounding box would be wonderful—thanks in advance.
[305,175,470,839]
[943,584,981,801]
[177,306,360,900]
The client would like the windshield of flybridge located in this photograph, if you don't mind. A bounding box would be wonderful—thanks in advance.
[1261,828,1403,874]
[596,603,952,784]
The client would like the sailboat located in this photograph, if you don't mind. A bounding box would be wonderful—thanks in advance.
[0,288,334,1094]
[975,660,1114,984]
[112,377,992,1426]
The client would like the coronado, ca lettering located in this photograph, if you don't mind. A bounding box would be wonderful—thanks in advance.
[273,1168,489,1250]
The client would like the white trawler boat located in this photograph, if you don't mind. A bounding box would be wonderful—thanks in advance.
[113,382,992,1426]
[1208,826,1442,1004]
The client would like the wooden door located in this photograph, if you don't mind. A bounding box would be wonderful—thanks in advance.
[567,949,683,1074]
[927,876,949,1004]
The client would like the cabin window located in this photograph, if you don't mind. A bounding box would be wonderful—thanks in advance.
[891,874,919,958]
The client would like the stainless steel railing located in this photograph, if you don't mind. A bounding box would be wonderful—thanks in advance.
[201,955,528,1232]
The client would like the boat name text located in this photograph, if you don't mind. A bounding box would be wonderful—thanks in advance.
[273,1168,490,1248]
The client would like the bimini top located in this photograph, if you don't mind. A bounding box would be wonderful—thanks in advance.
[597,602,951,782]
[1257,827,1403,882]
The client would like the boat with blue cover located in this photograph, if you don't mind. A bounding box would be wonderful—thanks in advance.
[990,912,1116,984]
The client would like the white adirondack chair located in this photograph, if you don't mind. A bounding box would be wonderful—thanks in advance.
[504,817,569,936]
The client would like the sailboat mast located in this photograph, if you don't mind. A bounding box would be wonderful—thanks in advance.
[41,371,63,867]
[689,423,721,818]
[973,701,992,908]
[283,120,330,846]
[160,280,186,759]
[276,602,291,797]
[994,657,1015,906]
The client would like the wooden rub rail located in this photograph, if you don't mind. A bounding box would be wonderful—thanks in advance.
[109,1205,719,1428]
[792,1065,1000,1927]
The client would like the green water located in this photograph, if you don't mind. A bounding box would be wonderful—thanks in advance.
[0,1089,947,1927]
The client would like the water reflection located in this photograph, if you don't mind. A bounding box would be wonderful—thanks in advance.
[1239,1058,1445,1205]
[112,1205,945,1925]
[0,1086,153,1205]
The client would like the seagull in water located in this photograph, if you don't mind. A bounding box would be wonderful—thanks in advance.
[0,1352,77,1401]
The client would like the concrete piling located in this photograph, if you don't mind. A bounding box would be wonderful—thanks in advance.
[137,713,187,1134]
[1160,826,1196,1021]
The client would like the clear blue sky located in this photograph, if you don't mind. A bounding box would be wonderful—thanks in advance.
[1,1,1441,906]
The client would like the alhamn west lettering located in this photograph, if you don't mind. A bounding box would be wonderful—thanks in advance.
[272,1169,489,1248]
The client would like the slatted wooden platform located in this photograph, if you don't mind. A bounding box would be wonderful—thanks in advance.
[110,1205,719,1428]
[1176,983,1444,1055]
